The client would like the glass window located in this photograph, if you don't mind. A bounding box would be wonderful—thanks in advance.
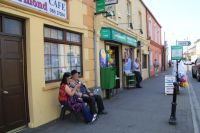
[142,54,147,69]
[3,18,22,35]
[44,26,82,82]
[44,27,63,40]
[154,25,157,42]
[66,32,81,43]
[148,19,152,38]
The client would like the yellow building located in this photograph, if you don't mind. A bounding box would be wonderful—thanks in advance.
[94,0,149,94]
[0,0,95,132]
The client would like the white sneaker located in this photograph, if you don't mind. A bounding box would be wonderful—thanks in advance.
[91,114,98,122]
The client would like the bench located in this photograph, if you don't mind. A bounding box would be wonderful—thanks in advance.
[60,104,83,121]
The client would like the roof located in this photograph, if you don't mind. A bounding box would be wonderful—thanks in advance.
[139,0,162,28]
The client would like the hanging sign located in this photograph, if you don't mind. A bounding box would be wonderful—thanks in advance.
[105,0,118,5]
[171,45,183,60]
[11,0,67,19]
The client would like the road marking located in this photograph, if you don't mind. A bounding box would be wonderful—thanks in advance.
[188,77,200,133]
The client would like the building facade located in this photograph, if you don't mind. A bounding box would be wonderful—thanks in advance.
[94,0,149,95]
[187,39,200,62]
[0,0,95,131]
[146,8,164,77]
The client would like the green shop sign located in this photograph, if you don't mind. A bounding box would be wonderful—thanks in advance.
[100,27,137,47]
[96,0,105,13]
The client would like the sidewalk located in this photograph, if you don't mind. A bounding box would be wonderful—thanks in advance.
[21,69,194,133]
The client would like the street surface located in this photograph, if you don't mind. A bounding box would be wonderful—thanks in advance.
[21,68,199,133]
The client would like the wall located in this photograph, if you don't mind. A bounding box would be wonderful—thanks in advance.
[0,0,95,128]
[147,10,161,44]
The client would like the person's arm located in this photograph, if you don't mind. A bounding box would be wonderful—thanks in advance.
[65,84,80,96]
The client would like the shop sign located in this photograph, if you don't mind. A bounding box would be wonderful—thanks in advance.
[96,0,118,14]
[11,0,67,19]
[171,45,183,60]
[127,36,137,47]
[96,0,105,13]
[100,27,137,47]
[112,29,126,44]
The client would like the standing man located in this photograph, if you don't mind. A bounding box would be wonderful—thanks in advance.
[154,59,159,76]
[133,58,142,88]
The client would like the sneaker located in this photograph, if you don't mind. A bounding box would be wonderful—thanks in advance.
[91,114,98,123]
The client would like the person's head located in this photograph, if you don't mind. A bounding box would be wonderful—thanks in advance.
[71,70,79,80]
[154,59,157,61]
[61,72,71,85]
[135,58,139,63]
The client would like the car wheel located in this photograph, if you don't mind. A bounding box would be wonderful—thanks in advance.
[197,71,200,82]
[192,71,196,78]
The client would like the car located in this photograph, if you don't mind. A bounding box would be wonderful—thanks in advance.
[192,57,200,81]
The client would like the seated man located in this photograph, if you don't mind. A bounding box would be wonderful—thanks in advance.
[70,70,107,115]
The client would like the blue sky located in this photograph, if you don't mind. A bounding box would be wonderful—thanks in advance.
[143,0,200,46]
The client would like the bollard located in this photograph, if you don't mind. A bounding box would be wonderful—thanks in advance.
[169,82,179,125]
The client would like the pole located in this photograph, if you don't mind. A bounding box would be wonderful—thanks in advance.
[169,60,179,125]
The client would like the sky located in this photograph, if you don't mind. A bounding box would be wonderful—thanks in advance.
[143,0,200,49]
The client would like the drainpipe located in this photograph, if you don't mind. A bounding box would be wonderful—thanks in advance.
[93,30,97,88]
[93,9,97,89]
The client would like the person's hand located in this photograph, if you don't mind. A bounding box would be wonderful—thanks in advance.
[75,83,81,89]
[89,92,94,96]
[82,94,89,97]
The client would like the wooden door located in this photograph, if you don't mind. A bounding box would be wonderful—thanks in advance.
[0,35,27,132]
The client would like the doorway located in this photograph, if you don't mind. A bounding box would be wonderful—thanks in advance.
[105,44,120,89]
[0,14,28,133]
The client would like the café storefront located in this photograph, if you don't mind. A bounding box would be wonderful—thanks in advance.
[0,0,95,132]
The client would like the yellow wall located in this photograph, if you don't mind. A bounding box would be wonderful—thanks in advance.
[0,0,95,128]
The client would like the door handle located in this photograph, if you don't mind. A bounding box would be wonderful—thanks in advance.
[2,91,9,94]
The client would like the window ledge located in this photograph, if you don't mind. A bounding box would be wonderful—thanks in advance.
[43,82,60,91]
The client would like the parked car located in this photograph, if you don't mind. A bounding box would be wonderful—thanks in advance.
[192,57,200,81]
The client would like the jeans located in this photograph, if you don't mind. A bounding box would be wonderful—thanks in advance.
[82,95,105,114]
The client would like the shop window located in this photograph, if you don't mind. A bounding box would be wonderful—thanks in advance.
[142,54,147,69]
[44,27,82,83]
[3,17,22,35]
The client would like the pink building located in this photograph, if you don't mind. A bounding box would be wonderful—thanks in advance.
[146,9,164,77]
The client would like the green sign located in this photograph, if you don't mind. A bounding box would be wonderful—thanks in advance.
[171,45,183,60]
[96,0,105,13]
[100,27,137,47]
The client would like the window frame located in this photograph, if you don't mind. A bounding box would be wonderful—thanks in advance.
[142,54,147,69]
[44,25,83,83]
[148,18,152,38]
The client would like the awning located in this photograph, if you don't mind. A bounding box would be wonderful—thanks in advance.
[100,27,137,47]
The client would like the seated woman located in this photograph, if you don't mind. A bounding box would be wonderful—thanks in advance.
[58,72,97,123]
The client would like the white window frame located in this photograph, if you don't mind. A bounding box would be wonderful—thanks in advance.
[154,24,157,42]
[148,18,152,38]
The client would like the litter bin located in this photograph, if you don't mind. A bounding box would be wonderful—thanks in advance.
[100,67,116,89]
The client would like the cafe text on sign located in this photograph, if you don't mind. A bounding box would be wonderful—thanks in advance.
[11,0,67,19]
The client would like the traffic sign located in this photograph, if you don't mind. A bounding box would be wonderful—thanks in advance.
[177,41,191,46]
[171,45,183,60]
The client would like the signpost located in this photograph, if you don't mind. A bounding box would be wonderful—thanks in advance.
[169,45,183,125]
[177,41,191,46]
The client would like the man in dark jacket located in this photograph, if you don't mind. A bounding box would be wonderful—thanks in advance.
[70,70,107,115]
